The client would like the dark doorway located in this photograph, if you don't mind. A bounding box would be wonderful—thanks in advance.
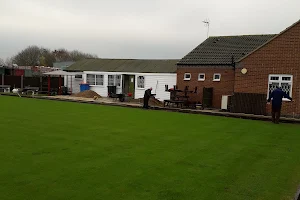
[123,75,135,96]
[203,87,213,108]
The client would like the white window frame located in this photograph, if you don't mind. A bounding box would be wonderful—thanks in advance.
[115,75,121,87]
[86,74,96,85]
[268,74,293,101]
[108,74,122,88]
[137,76,145,89]
[184,73,191,81]
[95,74,104,86]
[108,75,115,86]
[198,73,205,81]
[213,73,221,82]
[86,74,104,86]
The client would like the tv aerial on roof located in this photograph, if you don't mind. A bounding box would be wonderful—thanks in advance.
[202,19,210,38]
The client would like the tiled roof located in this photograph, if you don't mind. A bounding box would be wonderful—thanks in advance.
[178,34,276,65]
[237,19,300,62]
[66,58,179,73]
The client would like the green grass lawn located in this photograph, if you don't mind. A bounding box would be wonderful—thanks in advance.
[0,96,300,200]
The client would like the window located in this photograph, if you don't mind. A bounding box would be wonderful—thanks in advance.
[87,74,96,85]
[213,73,221,81]
[165,85,169,91]
[198,73,205,81]
[87,74,104,86]
[116,75,121,87]
[268,74,293,99]
[270,76,279,81]
[75,75,82,79]
[184,73,191,81]
[137,76,145,88]
[108,75,115,86]
[96,75,104,86]
[108,75,122,87]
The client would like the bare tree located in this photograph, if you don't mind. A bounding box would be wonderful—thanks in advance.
[11,45,98,67]
[40,48,56,67]
[12,46,42,66]
[0,58,5,66]
[52,48,72,62]
[5,57,13,66]
[69,50,97,61]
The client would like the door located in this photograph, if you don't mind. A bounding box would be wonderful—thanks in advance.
[203,87,213,108]
[128,75,135,97]
[123,75,129,94]
[123,75,135,97]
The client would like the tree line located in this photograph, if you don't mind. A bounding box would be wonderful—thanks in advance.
[0,46,98,67]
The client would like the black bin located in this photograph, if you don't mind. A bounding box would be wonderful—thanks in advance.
[107,86,117,96]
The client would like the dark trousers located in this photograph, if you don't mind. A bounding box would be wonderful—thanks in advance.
[272,106,281,124]
[143,96,150,108]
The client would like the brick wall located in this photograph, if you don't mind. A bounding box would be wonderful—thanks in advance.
[234,21,300,117]
[177,66,235,108]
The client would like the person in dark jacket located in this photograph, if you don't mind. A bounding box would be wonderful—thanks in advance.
[143,87,153,109]
[267,86,292,123]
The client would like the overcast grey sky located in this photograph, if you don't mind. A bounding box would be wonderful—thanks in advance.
[0,0,299,59]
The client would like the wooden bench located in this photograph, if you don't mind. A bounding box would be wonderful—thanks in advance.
[164,100,185,108]
[22,87,39,96]
[0,85,11,93]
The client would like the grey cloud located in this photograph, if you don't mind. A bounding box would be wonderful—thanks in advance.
[0,0,299,59]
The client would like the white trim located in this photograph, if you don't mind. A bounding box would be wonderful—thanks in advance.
[83,71,176,76]
[213,73,221,81]
[44,70,82,76]
[184,73,191,81]
[267,74,293,101]
[198,73,205,81]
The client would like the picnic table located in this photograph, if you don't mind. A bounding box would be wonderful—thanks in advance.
[164,89,192,108]
[164,87,203,109]
[22,86,39,96]
[0,85,11,93]
[163,100,185,108]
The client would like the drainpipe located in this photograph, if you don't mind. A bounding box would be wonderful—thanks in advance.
[232,55,236,93]
[231,55,236,112]
[231,55,235,70]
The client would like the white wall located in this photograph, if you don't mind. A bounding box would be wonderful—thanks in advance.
[134,74,176,101]
[83,72,123,97]
[64,75,81,94]
[83,71,176,101]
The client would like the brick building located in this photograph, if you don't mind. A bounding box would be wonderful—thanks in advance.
[177,19,300,117]
[235,20,300,117]
[177,35,275,108]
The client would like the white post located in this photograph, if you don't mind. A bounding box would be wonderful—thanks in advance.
[70,75,73,94]
[66,75,69,88]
